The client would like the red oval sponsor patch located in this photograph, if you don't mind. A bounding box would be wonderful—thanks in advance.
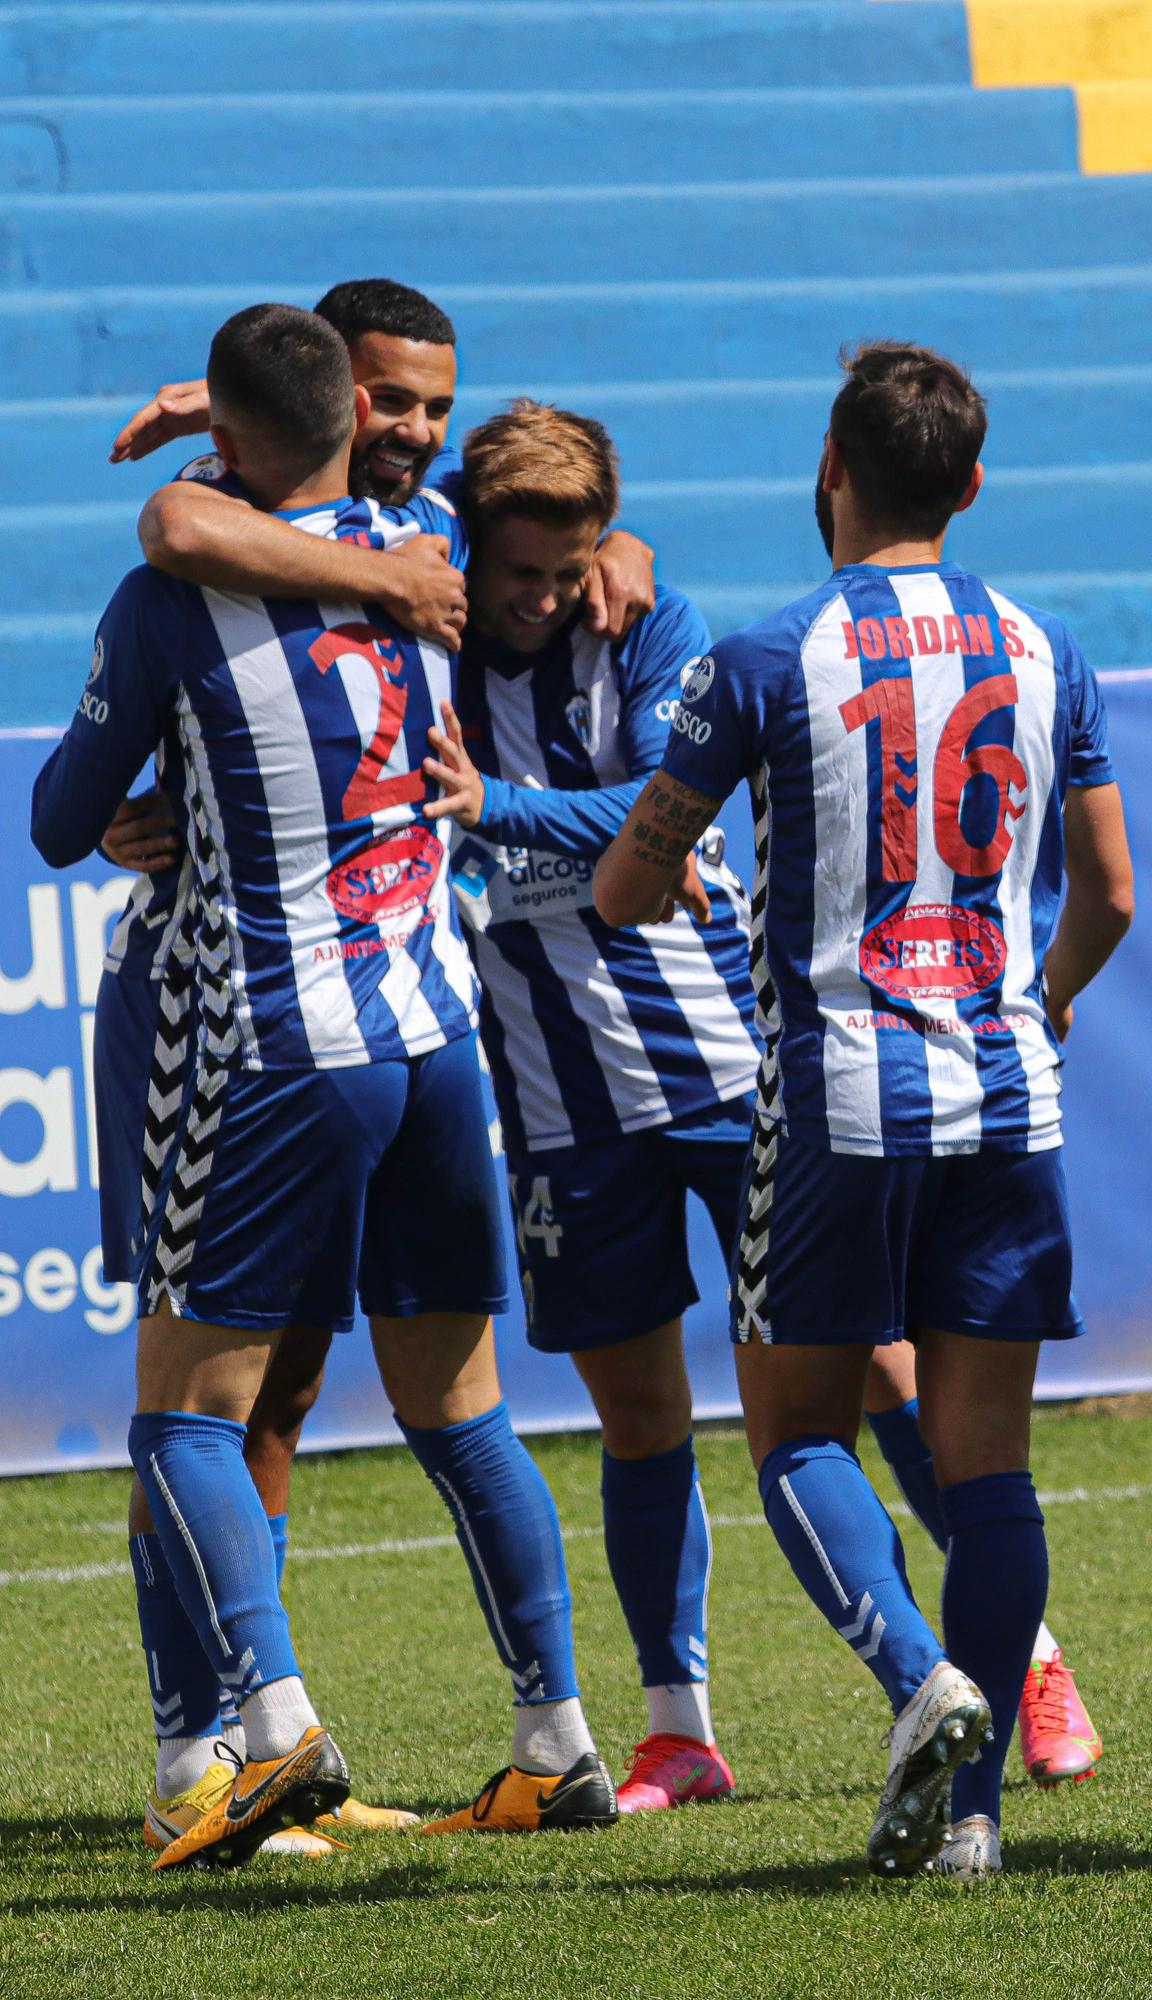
[860,902,1007,1001]
[327,825,443,925]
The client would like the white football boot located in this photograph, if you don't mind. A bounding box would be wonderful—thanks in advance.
[868,1661,993,1878]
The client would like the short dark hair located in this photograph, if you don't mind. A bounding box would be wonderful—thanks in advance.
[463,400,619,531]
[206,303,355,461]
[829,341,987,538]
[313,278,457,350]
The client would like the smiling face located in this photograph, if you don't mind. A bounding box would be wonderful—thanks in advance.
[468,513,606,653]
[346,331,457,503]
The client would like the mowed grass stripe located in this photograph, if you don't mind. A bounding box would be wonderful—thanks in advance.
[2,1477,1148,1591]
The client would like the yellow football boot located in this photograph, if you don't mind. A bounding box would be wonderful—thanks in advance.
[152,1725,349,1870]
[422,1752,618,1834]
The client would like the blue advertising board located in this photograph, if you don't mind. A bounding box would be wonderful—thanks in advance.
[1,690,1148,1476]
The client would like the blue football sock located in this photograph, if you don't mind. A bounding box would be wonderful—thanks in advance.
[128,1411,299,1710]
[267,1512,289,1588]
[601,1439,711,1689]
[866,1398,948,1552]
[941,1471,1048,1825]
[759,1436,946,1713]
[399,1401,579,1705]
[129,1530,222,1743]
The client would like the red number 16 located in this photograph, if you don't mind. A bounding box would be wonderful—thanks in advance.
[840,672,1028,882]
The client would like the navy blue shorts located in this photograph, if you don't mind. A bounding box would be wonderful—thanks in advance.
[94,970,194,1284]
[138,1032,508,1331]
[731,1125,1083,1346]
[506,1093,755,1352]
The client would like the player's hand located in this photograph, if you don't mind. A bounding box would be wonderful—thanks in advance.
[423,699,485,828]
[656,852,712,925]
[583,530,656,641]
[109,379,211,462]
[100,789,183,873]
[372,536,467,651]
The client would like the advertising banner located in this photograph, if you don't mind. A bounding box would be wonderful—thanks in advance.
[1,693,1148,1477]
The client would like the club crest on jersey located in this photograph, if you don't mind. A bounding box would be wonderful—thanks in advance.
[860,903,1007,1002]
[327,825,443,925]
[87,636,104,685]
[177,452,229,484]
[565,692,593,749]
[680,656,714,704]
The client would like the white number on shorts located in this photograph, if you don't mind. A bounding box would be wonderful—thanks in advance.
[513,1176,563,1260]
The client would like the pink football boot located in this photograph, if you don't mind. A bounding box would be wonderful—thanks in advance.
[1018,1651,1102,1787]
[616,1733,735,1813]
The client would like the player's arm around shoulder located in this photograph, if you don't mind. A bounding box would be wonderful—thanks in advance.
[139,464,466,650]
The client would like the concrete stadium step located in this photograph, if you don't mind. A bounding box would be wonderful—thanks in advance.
[4,269,1152,400]
[0,3,972,96]
[6,368,1151,506]
[7,174,1152,290]
[0,87,1081,194]
[7,463,1150,616]
[9,576,1152,729]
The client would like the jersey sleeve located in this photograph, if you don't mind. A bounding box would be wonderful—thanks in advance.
[1064,634,1116,788]
[422,443,464,514]
[175,453,252,500]
[378,484,469,569]
[31,567,182,868]
[660,628,776,803]
[618,589,713,776]
[474,592,714,859]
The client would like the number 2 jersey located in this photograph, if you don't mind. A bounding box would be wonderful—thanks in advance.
[31,486,477,1069]
[454,586,760,1154]
[661,561,1115,1157]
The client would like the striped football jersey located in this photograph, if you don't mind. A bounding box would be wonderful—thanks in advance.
[454,586,761,1153]
[661,561,1115,1157]
[32,486,477,1069]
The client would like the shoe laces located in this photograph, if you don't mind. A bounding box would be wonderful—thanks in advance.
[1025,1655,1075,1733]
[471,1767,511,1823]
[623,1734,699,1784]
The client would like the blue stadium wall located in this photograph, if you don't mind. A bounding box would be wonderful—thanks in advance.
[1,2,1148,1470]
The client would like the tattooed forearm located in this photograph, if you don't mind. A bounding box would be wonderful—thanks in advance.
[594,772,722,927]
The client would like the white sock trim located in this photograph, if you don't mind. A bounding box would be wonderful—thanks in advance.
[645,1681,715,1745]
[512,1696,596,1776]
[240,1675,319,1762]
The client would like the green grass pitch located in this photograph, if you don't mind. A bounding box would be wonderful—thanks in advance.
[0,1404,1149,2000]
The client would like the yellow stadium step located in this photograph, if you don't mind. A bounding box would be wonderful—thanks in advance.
[964,0,1152,171]
[967,0,1152,86]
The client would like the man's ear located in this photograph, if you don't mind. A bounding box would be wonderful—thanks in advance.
[209,421,240,471]
[953,461,985,515]
[824,437,846,491]
[352,383,372,433]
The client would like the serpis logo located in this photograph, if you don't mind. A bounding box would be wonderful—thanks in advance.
[87,637,104,685]
[327,825,443,924]
[860,903,1007,1002]
[680,656,714,704]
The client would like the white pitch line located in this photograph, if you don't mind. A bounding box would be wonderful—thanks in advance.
[0,1479,1148,1592]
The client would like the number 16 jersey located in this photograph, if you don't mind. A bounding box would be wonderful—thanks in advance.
[660,561,1115,1156]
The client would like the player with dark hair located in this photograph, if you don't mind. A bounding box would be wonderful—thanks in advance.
[34,303,619,1867]
[99,282,654,1850]
[594,340,1134,1879]
[417,400,763,1821]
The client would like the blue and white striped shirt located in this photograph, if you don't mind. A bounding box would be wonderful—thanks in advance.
[662,562,1115,1156]
[32,487,477,1068]
[454,586,760,1154]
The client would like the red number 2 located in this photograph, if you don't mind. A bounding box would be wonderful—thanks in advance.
[309,623,425,821]
[840,671,1028,881]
